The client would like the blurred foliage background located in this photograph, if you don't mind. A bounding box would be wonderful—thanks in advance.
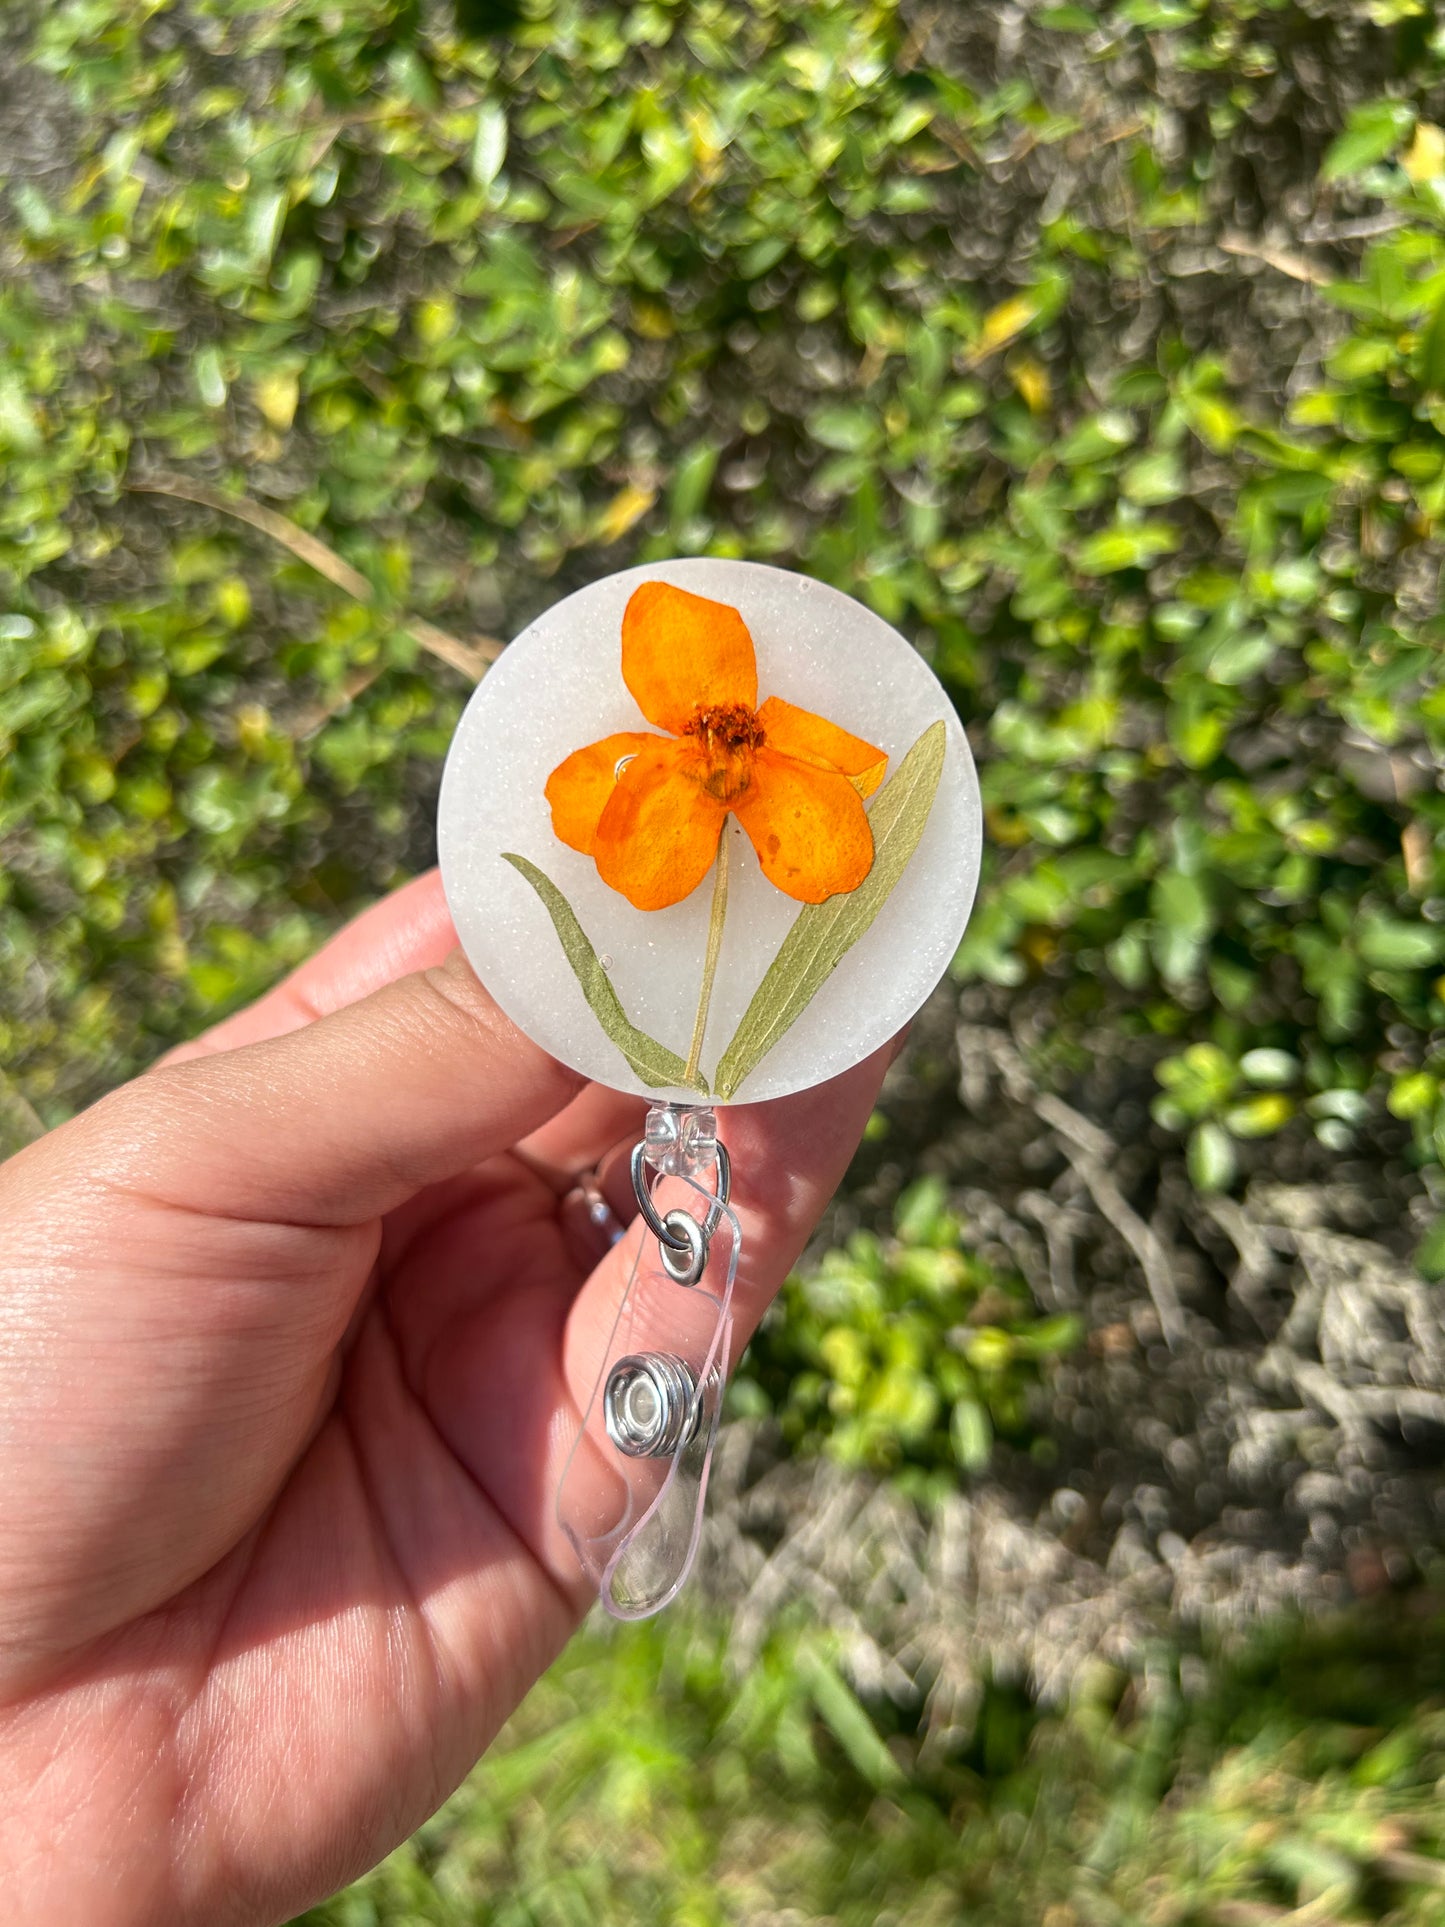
[7,0,1445,1917]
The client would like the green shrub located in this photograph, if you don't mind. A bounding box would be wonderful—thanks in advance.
[2,0,1443,1276]
[11,7,1445,1919]
[735,1176,1081,1490]
[292,1603,1445,1926]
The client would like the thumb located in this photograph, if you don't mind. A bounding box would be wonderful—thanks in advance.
[0,954,581,1677]
[75,951,583,1226]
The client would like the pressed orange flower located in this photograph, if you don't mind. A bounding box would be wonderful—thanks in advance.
[546,581,888,911]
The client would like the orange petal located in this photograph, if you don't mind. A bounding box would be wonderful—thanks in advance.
[621,581,757,733]
[756,695,888,798]
[733,748,874,903]
[546,732,658,855]
[594,739,727,910]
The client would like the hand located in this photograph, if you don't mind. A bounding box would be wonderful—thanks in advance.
[0,872,893,1925]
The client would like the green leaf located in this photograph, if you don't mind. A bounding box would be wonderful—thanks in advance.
[194,346,226,409]
[1150,869,1212,985]
[1240,1048,1298,1087]
[501,854,700,1091]
[1187,1121,1237,1193]
[1205,630,1275,685]
[951,1398,993,1473]
[0,378,41,453]
[244,187,287,273]
[1388,1070,1438,1119]
[808,404,878,453]
[895,1174,949,1244]
[797,1648,904,1789]
[1074,520,1178,574]
[1321,99,1415,181]
[1122,449,1185,505]
[1358,918,1445,971]
[1309,1089,1372,1125]
[1055,410,1135,465]
[669,440,720,523]
[713,721,948,1101]
[1417,1214,1445,1282]
[1223,1093,1293,1138]
[471,101,509,187]
[1116,0,1197,23]
[1419,290,1445,395]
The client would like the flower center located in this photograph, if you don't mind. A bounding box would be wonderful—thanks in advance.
[681,702,766,803]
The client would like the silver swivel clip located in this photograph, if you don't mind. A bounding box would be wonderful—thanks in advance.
[628,1135,732,1285]
[558,1102,741,1613]
[599,1106,731,1460]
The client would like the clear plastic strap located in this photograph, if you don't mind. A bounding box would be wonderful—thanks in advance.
[556,1107,739,1620]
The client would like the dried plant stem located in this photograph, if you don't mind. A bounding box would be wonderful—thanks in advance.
[128,473,503,678]
[685,830,731,1090]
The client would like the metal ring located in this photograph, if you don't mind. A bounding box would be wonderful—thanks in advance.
[659,1209,707,1285]
[630,1139,732,1254]
[712,1140,732,1215]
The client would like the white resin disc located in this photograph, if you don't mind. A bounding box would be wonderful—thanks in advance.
[437,559,981,1104]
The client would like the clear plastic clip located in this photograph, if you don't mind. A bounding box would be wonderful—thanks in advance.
[557,1103,739,1619]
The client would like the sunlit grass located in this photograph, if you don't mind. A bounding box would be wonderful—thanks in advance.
[298,1606,1445,1927]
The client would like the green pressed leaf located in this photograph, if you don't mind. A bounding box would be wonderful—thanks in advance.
[502,854,700,1092]
[713,720,947,1102]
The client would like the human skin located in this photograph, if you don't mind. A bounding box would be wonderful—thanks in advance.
[0,870,893,1925]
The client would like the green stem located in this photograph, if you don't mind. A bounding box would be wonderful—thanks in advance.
[684,828,730,1090]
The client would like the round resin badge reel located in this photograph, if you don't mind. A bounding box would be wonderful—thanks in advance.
[438,560,981,1617]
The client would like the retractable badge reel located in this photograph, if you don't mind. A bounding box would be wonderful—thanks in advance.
[438,561,981,1619]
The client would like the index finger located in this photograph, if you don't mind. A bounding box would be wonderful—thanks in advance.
[159,870,458,1064]
[161,870,648,1184]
